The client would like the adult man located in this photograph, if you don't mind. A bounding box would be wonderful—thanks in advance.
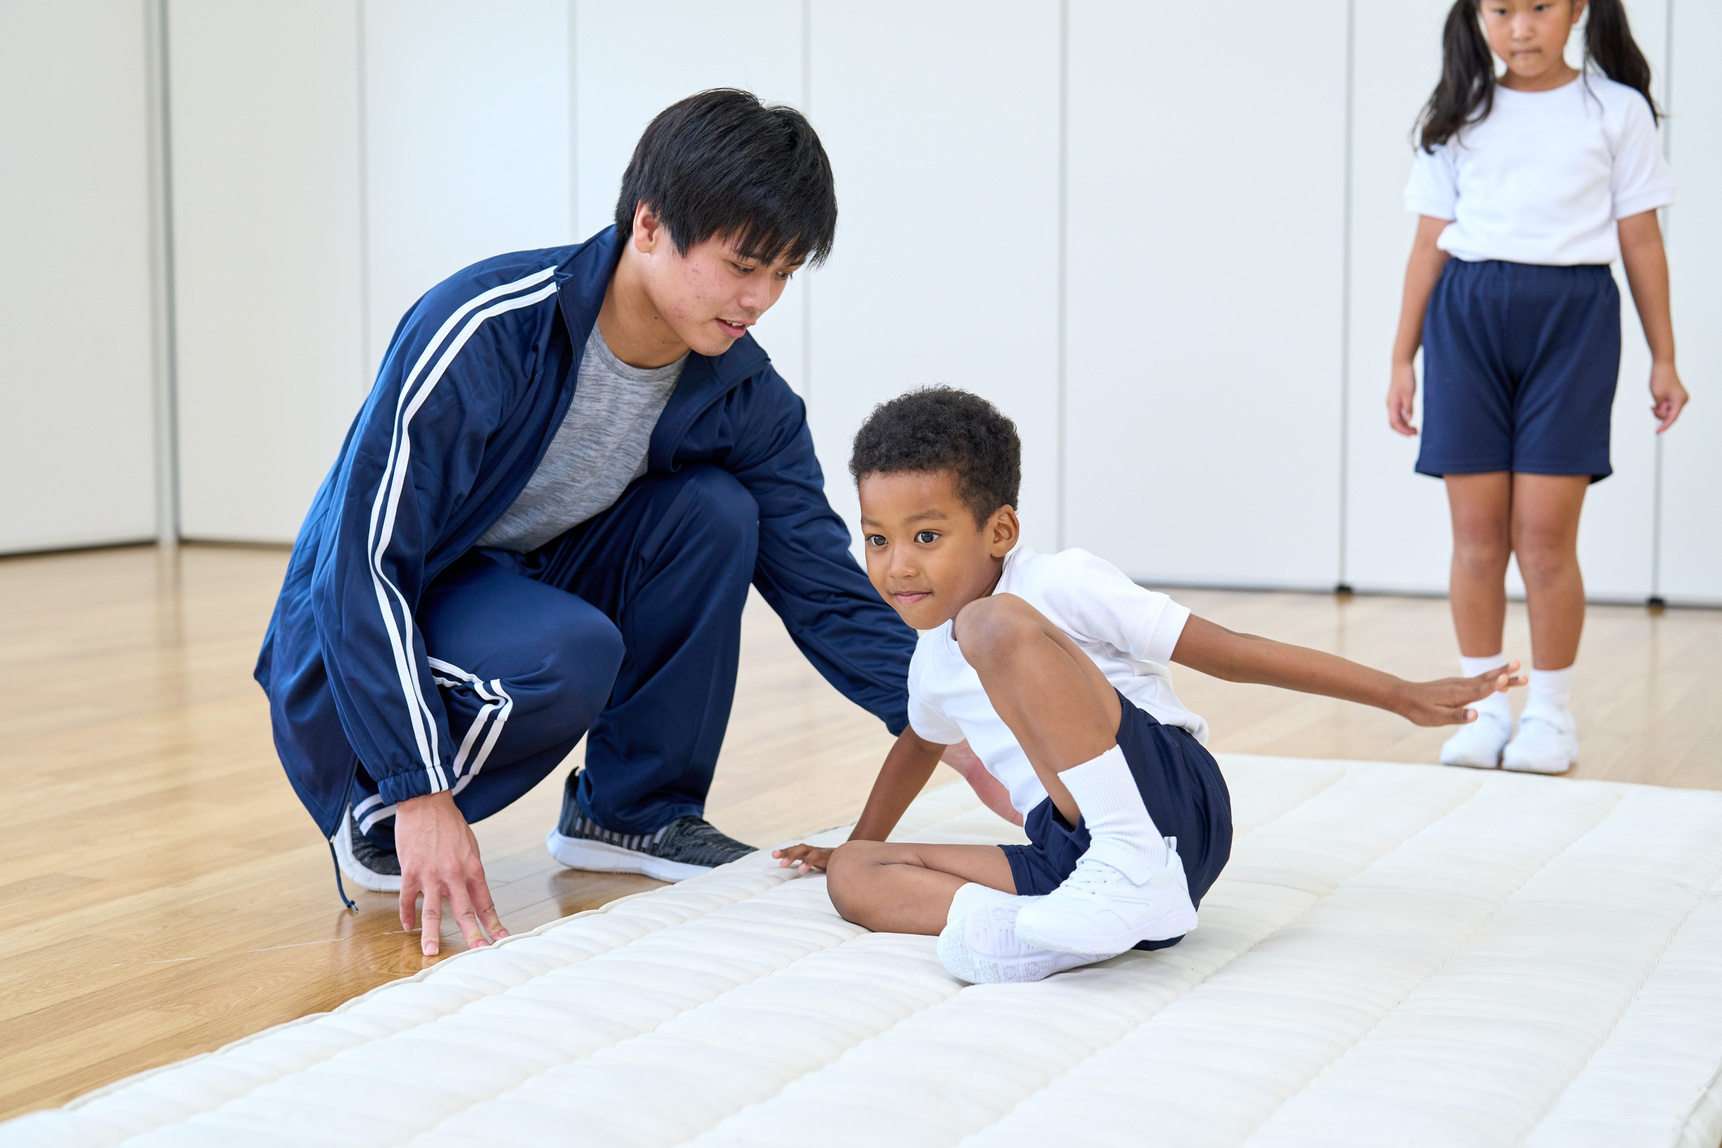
[258,90,960,957]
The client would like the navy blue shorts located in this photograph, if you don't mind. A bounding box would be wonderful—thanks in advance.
[1000,692,1233,951]
[1418,259,1620,482]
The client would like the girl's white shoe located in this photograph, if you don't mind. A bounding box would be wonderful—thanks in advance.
[1502,705,1578,774]
[1439,707,1513,769]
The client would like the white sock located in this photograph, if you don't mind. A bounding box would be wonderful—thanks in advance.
[1058,746,1164,879]
[1460,654,1512,723]
[1527,666,1573,714]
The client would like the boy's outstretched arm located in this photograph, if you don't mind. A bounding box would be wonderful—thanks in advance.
[773,728,947,872]
[1171,615,1524,726]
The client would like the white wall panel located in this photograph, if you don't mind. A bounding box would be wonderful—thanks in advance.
[0,0,157,553]
[573,0,807,394]
[1662,0,1722,604]
[169,0,365,543]
[364,0,573,379]
[1346,0,1670,603]
[1344,0,1477,595]
[808,0,1061,553]
[1066,0,1348,587]
[1568,0,1666,603]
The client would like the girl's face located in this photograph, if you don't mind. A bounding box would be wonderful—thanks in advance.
[1480,0,1587,87]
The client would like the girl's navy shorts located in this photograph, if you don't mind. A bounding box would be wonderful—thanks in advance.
[1418,259,1620,482]
[1000,692,1233,951]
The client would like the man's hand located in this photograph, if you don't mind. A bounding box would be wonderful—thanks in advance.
[395,790,508,956]
[1395,662,1526,727]
[771,844,833,873]
[941,741,1023,827]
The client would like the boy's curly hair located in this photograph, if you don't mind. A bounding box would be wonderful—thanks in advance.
[848,387,1021,525]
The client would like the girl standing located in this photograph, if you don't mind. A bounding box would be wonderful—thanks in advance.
[1388,0,1688,773]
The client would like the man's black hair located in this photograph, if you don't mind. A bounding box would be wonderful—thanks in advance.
[614,88,837,266]
[849,387,1022,525]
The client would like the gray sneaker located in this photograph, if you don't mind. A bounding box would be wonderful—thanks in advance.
[546,796,754,883]
[331,805,402,893]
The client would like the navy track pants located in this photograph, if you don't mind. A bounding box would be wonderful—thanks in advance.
[353,464,760,842]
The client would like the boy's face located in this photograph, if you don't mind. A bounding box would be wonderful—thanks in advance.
[631,204,803,357]
[858,469,1019,632]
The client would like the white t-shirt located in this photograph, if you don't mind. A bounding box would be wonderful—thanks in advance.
[1404,72,1673,266]
[906,543,1205,819]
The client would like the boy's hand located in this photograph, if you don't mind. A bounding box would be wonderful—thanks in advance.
[772,844,833,873]
[1396,662,1525,727]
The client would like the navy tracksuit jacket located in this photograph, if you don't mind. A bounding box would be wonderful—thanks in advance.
[255,227,914,839]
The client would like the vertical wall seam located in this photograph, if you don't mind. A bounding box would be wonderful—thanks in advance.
[355,0,372,391]
[145,0,180,548]
[1055,0,1069,550]
[800,0,814,405]
[569,0,580,240]
[1650,0,1674,604]
[1336,0,1356,592]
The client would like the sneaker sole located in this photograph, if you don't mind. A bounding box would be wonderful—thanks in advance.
[1501,756,1576,775]
[544,830,713,883]
[1440,753,1502,770]
[331,814,401,894]
[1015,904,1197,955]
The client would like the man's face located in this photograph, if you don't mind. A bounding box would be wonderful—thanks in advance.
[858,469,1018,632]
[632,206,803,357]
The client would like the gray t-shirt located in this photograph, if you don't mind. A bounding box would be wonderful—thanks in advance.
[477,326,686,552]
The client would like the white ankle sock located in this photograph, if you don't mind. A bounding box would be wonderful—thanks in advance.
[1527,666,1573,713]
[1059,745,1164,878]
[1460,654,1512,722]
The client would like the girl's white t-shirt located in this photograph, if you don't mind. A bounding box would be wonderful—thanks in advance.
[1404,72,1673,265]
[905,543,1206,819]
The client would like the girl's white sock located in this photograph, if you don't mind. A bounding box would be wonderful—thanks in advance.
[1460,654,1513,723]
[1527,666,1574,714]
[1059,745,1165,878]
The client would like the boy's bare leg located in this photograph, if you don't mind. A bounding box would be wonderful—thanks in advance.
[827,840,1016,935]
[953,593,1123,824]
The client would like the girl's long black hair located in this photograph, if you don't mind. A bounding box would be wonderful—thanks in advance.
[1417,0,1660,152]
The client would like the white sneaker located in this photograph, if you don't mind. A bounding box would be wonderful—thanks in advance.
[1013,837,1197,955]
[937,887,1117,984]
[1502,706,1578,774]
[1439,707,1513,769]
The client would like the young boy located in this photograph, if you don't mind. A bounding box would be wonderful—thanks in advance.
[773,388,1523,984]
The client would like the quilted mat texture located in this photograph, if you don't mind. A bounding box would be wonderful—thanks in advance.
[7,755,1722,1147]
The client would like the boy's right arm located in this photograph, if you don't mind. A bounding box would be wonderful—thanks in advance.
[773,727,948,872]
[1388,214,1453,436]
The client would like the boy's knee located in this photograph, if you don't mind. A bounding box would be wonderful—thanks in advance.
[825,840,871,923]
[954,595,1037,666]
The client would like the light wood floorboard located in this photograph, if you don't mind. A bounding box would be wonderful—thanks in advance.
[0,543,1716,1118]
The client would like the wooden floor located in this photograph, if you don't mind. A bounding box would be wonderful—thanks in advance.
[1,543,1717,1120]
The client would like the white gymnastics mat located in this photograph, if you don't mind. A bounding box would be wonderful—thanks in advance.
[8,755,1722,1148]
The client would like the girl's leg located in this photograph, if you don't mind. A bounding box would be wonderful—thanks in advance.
[826,840,1016,935]
[1444,472,1513,657]
[1509,473,1590,670]
[1501,473,1588,773]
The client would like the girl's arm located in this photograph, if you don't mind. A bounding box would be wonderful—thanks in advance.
[1387,215,1453,436]
[1171,615,1523,728]
[1618,209,1689,433]
[773,727,947,872]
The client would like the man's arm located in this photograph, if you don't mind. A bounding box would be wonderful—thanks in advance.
[1171,615,1523,726]
[311,263,560,954]
[725,368,916,731]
